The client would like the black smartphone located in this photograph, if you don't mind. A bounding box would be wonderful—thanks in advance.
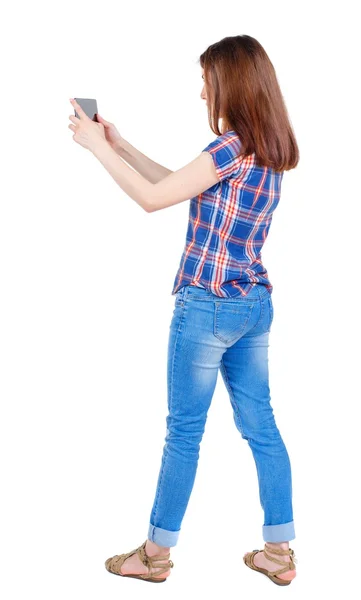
[74,98,98,121]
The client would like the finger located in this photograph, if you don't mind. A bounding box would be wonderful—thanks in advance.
[69,115,80,124]
[96,114,109,125]
[68,124,76,132]
[70,98,89,120]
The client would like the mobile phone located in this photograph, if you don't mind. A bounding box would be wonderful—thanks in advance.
[74,98,98,121]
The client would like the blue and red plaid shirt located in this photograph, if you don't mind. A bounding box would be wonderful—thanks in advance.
[172,130,283,298]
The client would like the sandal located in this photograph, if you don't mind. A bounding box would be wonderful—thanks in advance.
[104,540,174,583]
[243,543,297,586]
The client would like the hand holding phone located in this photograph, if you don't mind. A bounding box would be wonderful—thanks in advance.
[96,114,124,151]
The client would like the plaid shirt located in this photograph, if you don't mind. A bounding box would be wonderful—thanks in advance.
[172,130,283,298]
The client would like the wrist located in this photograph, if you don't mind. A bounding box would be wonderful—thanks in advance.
[91,138,112,159]
[112,138,126,155]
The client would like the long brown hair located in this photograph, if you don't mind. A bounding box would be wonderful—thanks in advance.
[199,35,299,172]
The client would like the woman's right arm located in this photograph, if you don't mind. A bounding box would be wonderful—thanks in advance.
[113,138,173,184]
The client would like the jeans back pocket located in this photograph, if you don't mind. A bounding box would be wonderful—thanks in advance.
[213,301,256,344]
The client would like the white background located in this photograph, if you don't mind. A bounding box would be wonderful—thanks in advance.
[1,1,360,598]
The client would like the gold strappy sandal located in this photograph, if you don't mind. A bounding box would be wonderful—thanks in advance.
[104,540,174,583]
[243,543,297,586]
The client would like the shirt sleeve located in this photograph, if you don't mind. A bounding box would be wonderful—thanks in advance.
[202,131,243,182]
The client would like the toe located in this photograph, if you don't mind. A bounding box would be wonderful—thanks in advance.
[105,555,121,574]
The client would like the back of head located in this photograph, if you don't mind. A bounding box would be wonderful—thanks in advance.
[199,35,299,172]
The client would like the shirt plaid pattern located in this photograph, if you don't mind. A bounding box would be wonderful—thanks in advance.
[172,130,283,298]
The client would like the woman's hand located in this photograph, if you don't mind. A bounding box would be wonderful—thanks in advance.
[68,99,107,153]
[96,114,124,151]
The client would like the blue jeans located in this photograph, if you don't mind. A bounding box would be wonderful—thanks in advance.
[147,284,295,547]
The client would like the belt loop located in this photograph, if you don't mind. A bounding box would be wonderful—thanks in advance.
[178,285,187,299]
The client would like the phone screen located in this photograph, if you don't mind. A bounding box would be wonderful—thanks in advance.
[74,98,98,121]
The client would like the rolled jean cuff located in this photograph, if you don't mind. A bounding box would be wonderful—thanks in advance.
[263,520,295,542]
[148,523,180,547]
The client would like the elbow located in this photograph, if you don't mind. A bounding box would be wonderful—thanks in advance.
[143,188,158,213]
[144,194,159,213]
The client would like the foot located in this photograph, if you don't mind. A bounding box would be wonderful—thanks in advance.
[244,542,296,582]
[119,540,172,580]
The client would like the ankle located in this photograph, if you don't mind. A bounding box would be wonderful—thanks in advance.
[266,541,289,551]
[265,541,294,566]
[146,539,171,555]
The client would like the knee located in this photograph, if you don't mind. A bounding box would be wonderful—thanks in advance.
[165,415,206,452]
[234,411,282,444]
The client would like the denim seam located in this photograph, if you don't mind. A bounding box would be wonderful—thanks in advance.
[186,294,255,304]
[267,296,274,331]
[220,358,247,439]
[152,448,167,524]
[153,300,186,522]
[246,285,265,335]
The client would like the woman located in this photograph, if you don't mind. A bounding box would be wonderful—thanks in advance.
[69,34,299,586]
